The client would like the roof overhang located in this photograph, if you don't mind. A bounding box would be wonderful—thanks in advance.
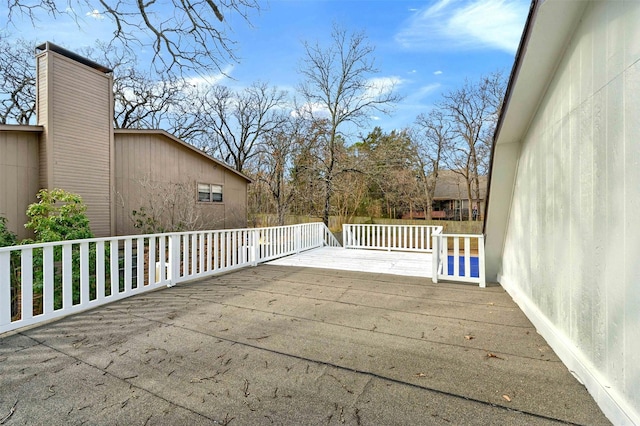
[0,124,43,132]
[484,0,588,234]
[493,0,588,147]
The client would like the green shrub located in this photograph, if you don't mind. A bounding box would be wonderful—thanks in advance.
[25,188,94,242]
[0,217,21,318]
[22,189,97,311]
[0,216,18,247]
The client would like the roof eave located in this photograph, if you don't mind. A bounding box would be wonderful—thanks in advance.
[483,0,588,234]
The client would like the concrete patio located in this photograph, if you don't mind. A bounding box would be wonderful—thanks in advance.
[0,263,609,425]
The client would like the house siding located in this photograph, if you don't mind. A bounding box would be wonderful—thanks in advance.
[37,50,114,237]
[498,2,640,423]
[36,54,49,190]
[0,129,40,240]
[114,132,248,235]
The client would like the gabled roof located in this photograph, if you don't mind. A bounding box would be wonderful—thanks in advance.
[114,129,252,183]
[433,170,487,200]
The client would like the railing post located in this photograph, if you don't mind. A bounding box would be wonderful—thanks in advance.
[296,225,302,254]
[20,248,33,322]
[80,242,90,304]
[478,235,486,288]
[342,225,347,248]
[168,233,180,287]
[252,229,259,266]
[0,251,10,327]
[432,233,439,283]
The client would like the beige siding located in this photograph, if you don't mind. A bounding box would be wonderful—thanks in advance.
[37,50,114,237]
[115,132,248,235]
[36,55,49,189]
[223,168,248,228]
[0,130,40,240]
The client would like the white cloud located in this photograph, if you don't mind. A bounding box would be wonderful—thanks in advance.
[185,65,235,88]
[395,0,528,54]
[86,9,105,20]
[371,116,381,121]
[414,83,441,99]
[291,102,330,120]
[363,76,403,100]
[433,70,443,75]
[408,69,417,74]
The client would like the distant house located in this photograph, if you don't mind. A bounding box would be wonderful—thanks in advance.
[484,1,639,424]
[400,170,487,221]
[431,170,486,221]
[0,42,250,240]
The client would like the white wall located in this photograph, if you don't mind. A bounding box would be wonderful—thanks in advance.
[499,2,640,423]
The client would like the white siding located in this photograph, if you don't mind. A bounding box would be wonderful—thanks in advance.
[499,2,640,423]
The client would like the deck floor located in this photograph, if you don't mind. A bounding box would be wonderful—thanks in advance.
[267,246,433,278]
[0,263,610,425]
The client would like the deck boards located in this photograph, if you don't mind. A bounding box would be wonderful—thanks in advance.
[266,246,433,278]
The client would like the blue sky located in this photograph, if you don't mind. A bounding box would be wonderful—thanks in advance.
[227,0,530,131]
[2,0,530,134]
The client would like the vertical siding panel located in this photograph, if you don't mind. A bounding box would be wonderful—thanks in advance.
[623,58,640,405]
[605,69,625,390]
[37,54,49,190]
[500,1,640,419]
[0,131,40,239]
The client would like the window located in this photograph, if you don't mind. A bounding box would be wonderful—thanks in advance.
[198,183,223,202]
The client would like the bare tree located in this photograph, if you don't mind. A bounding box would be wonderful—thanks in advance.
[288,118,330,218]
[297,25,400,226]
[440,71,505,220]
[412,109,451,219]
[0,38,36,124]
[204,82,288,173]
[254,115,308,226]
[4,0,259,74]
[113,68,192,130]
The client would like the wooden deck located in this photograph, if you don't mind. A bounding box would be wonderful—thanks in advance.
[266,246,433,278]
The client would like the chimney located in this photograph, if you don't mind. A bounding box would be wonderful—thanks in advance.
[35,42,115,237]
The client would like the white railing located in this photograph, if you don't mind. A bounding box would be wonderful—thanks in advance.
[0,222,336,334]
[431,230,486,287]
[342,224,443,252]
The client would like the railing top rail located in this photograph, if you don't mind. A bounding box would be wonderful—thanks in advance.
[0,222,328,253]
[344,224,442,228]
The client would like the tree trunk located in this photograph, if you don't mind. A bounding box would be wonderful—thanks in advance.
[322,178,332,227]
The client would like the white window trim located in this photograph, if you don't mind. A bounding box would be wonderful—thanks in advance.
[197,183,223,203]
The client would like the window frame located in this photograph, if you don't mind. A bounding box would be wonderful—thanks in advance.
[197,183,223,203]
